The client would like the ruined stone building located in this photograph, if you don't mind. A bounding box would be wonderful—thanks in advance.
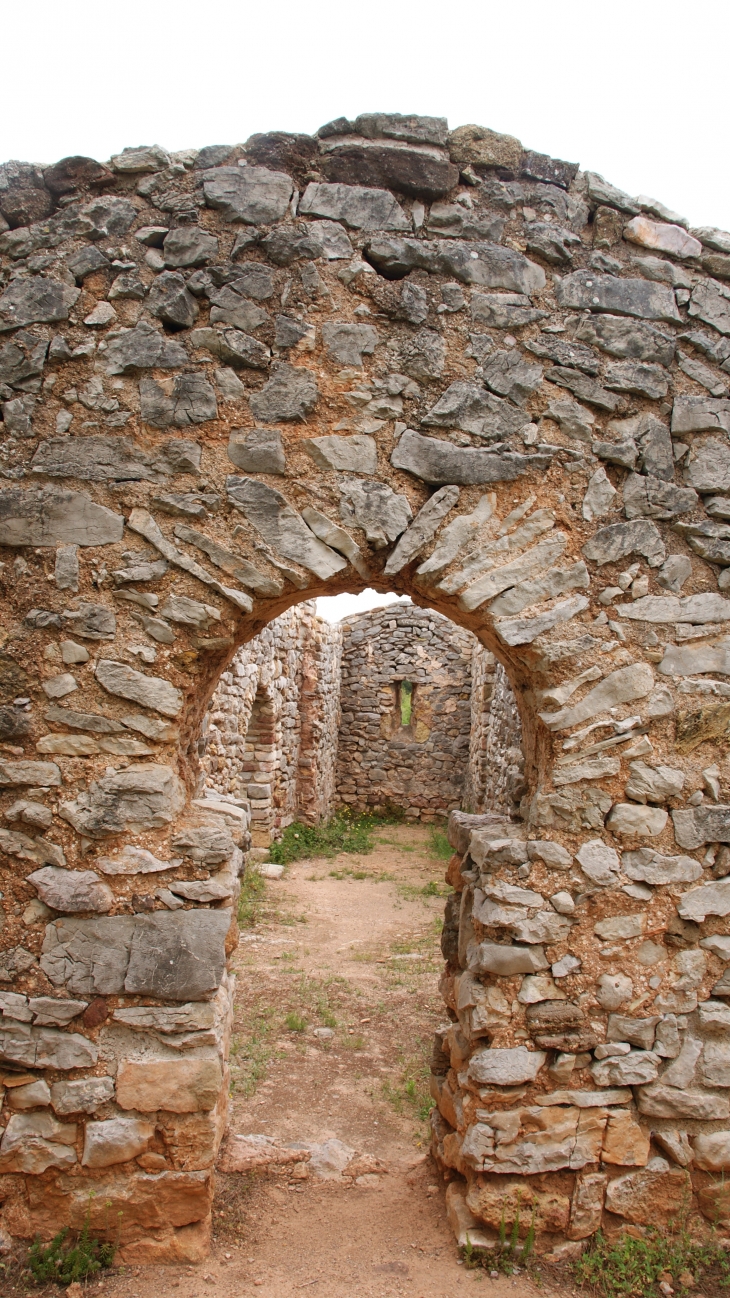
[200,600,523,834]
[0,109,730,1257]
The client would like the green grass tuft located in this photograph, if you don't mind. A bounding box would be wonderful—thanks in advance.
[574,1222,730,1296]
[427,825,452,861]
[269,809,404,865]
[285,1011,307,1032]
[27,1198,119,1286]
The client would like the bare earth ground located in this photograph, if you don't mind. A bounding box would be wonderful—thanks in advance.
[6,824,579,1298]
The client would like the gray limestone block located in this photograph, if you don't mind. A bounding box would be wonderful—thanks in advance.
[400,329,446,382]
[95,660,183,717]
[303,434,377,475]
[172,523,283,595]
[622,848,702,885]
[0,332,48,388]
[113,1002,215,1033]
[489,560,590,617]
[391,429,551,486]
[544,366,620,412]
[321,322,378,367]
[525,335,600,375]
[365,237,546,295]
[274,315,311,349]
[422,381,534,437]
[31,436,161,483]
[0,1111,78,1174]
[66,244,109,282]
[673,398,730,437]
[162,226,218,268]
[555,270,680,323]
[460,533,567,609]
[0,827,65,868]
[299,182,408,231]
[672,806,730,853]
[248,362,318,421]
[0,1022,98,1070]
[209,286,268,334]
[525,221,581,266]
[147,272,199,329]
[321,140,458,202]
[171,825,235,865]
[159,594,219,628]
[6,799,54,829]
[624,761,685,804]
[585,172,640,214]
[124,909,231,1000]
[192,327,271,373]
[227,476,346,578]
[494,594,589,646]
[261,224,326,266]
[59,602,114,641]
[688,278,730,335]
[426,204,504,242]
[28,997,88,1026]
[169,873,234,902]
[140,374,217,428]
[214,366,246,399]
[300,507,368,576]
[82,1117,155,1169]
[467,1046,547,1086]
[384,485,460,575]
[482,350,543,406]
[0,486,123,547]
[604,360,669,399]
[656,554,692,593]
[339,479,412,549]
[540,663,655,732]
[470,292,547,329]
[55,544,79,592]
[27,866,113,913]
[111,145,170,172]
[467,941,548,976]
[623,473,698,521]
[575,314,676,365]
[228,429,286,475]
[351,112,449,147]
[104,320,188,375]
[0,279,80,333]
[59,763,185,838]
[0,759,61,786]
[582,519,666,567]
[202,165,294,224]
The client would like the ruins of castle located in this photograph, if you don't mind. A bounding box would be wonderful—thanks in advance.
[0,111,729,1258]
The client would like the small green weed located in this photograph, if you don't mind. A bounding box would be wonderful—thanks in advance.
[285,1011,307,1032]
[28,1198,119,1285]
[574,1221,730,1296]
[461,1201,535,1277]
[237,864,267,928]
[269,809,403,865]
[427,825,452,861]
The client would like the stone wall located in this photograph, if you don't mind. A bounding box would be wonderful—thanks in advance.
[0,109,729,1255]
[464,652,524,816]
[200,602,342,841]
[334,603,475,820]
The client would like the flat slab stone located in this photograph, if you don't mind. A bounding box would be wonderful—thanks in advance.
[0,1022,98,1070]
[59,763,185,837]
[227,477,346,578]
[556,270,680,322]
[391,429,551,485]
[299,182,409,231]
[468,1046,547,1086]
[95,660,183,717]
[202,165,294,224]
[0,487,123,547]
[303,435,377,475]
[41,909,230,1000]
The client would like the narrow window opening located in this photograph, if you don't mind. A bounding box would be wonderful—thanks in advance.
[399,680,414,727]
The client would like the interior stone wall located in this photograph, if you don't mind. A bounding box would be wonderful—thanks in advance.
[199,601,342,840]
[0,110,729,1257]
[334,603,475,820]
[464,651,525,816]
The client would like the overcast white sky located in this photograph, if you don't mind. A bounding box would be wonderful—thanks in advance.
[9,0,727,626]
[4,0,729,233]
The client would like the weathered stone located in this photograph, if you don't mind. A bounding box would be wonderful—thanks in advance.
[0,759,61,787]
[568,1171,607,1240]
[692,1132,730,1170]
[391,429,550,486]
[606,803,668,836]
[622,848,702,885]
[624,216,701,260]
[555,270,680,322]
[0,486,123,548]
[82,1117,155,1168]
[113,1003,215,1034]
[299,182,408,231]
[321,322,378,367]
[467,1046,546,1086]
[60,763,184,838]
[638,1083,729,1120]
[105,320,187,374]
[604,1165,691,1226]
[604,360,669,399]
[41,909,230,1000]
[171,827,235,865]
[117,1056,223,1113]
[227,476,346,578]
[366,237,545,294]
[582,520,665,567]
[27,867,113,913]
[6,1079,52,1109]
[248,362,317,422]
[596,973,634,1011]
[688,278,730,335]
[303,435,377,475]
[140,375,217,428]
[28,997,87,1027]
[202,165,293,223]
[575,314,676,364]
[545,366,620,412]
[623,474,698,521]
[676,876,730,921]
[94,661,183,718]
[147,272,199,329]
[0,279,80,333]
[339,480,412,549]
[162,226,218,268]
[541,663,655,732]
[591,1051,660,1086]
[674,399,730,439]
[471,292,546,329]
[384,486,460,575]
[0,1112,77,1174]
[467,941,549,976]
[482,350,544,406]
[0,1022,98,1070]
[489,560,590,617]
[623,761,685,804]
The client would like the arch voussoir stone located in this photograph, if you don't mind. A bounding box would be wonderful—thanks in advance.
[0,112,729,1256]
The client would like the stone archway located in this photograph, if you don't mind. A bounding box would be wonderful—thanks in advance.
[0,115,728,1258]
